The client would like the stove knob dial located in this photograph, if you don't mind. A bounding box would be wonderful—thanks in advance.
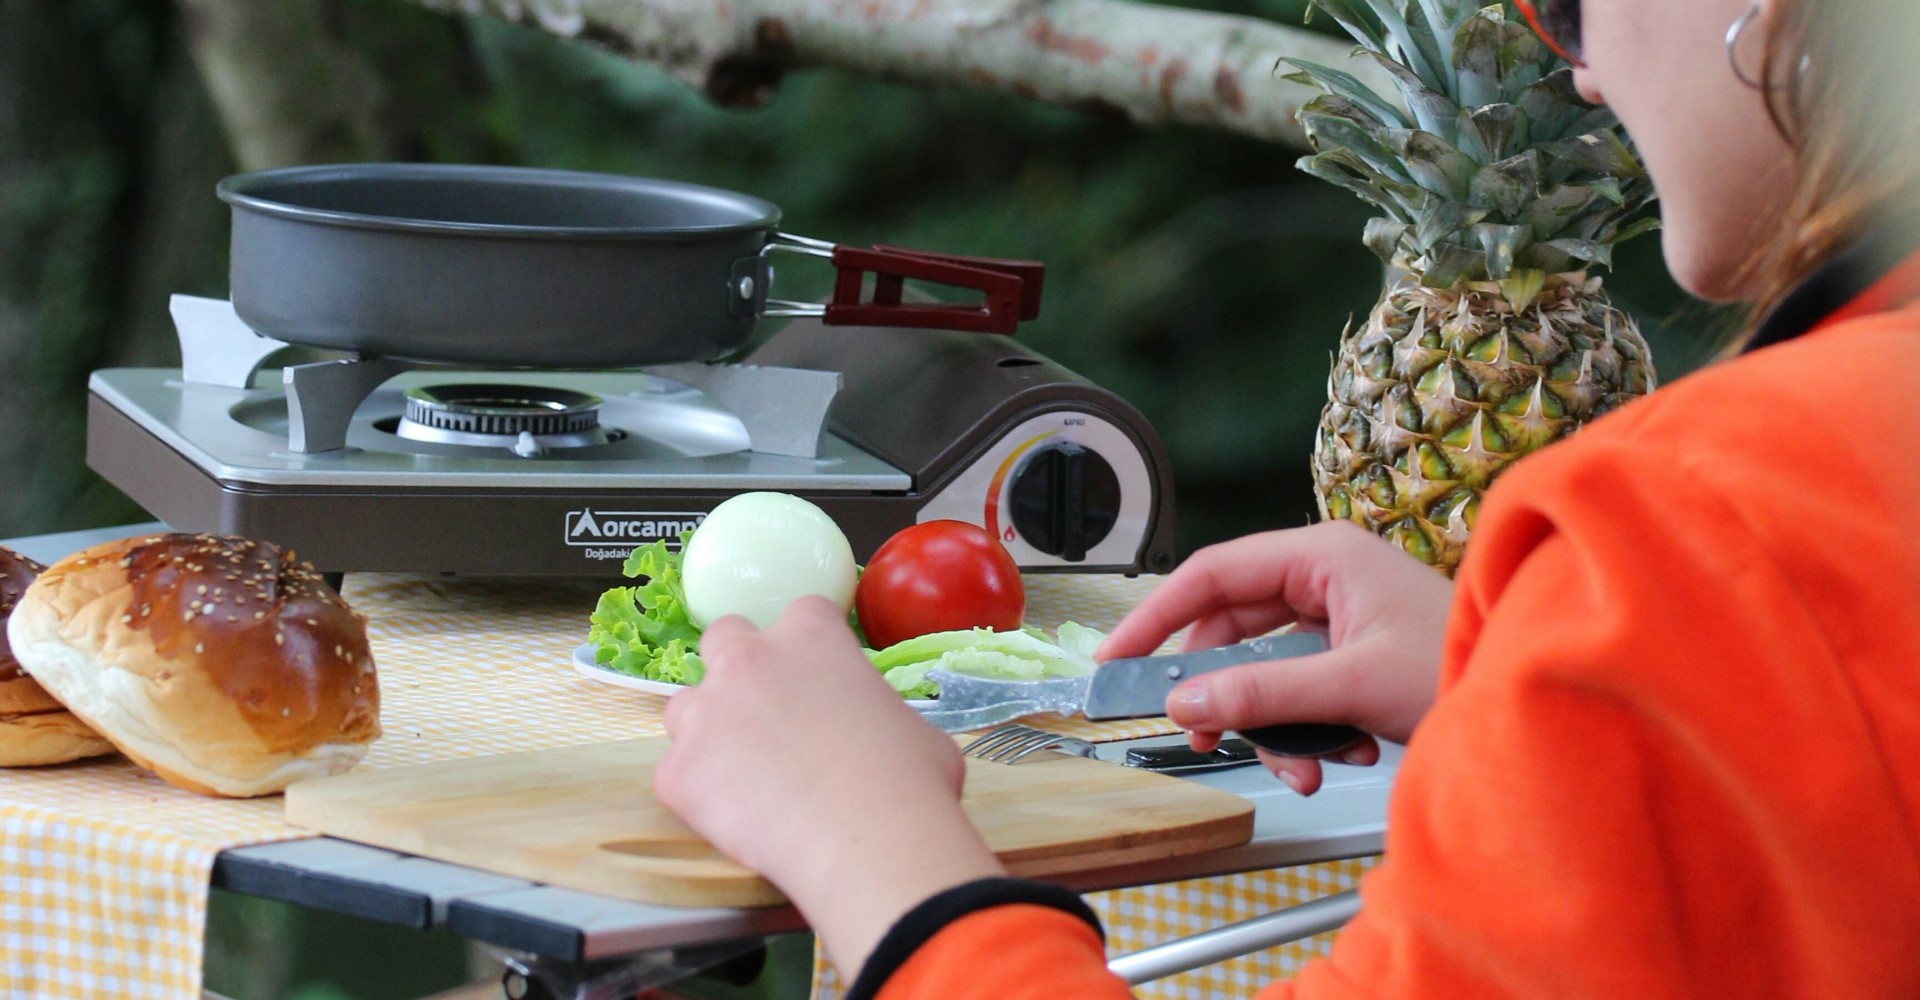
[1008,442,1121,562]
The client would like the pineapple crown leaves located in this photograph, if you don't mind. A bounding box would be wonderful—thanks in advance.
[1288,1,1657,292]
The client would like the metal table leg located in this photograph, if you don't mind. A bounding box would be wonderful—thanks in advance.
[1106,890,1360,986]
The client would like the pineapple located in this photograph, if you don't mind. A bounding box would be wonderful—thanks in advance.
[1288,0,1658,574]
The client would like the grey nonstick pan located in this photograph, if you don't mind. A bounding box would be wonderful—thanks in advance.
[216,164,1044,368]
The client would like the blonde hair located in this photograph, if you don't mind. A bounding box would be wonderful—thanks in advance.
[1730,0,1920,346]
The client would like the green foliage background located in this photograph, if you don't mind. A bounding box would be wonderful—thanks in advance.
[0,0,1710,551]
[2,0,1715,995]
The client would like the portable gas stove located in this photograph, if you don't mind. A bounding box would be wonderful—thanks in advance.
[86,296,1177,577]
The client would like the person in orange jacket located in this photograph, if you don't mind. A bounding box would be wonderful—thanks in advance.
[655,0,1920,997]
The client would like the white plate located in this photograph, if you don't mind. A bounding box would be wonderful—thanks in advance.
[571,644,691,697]
[571,644,938,709]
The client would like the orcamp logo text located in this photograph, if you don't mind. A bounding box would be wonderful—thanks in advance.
[563,509,705,552]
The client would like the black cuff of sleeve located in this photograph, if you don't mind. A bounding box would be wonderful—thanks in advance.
[843,877,1105,1000]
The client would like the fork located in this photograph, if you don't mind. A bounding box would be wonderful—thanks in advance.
[963,724,1098,764]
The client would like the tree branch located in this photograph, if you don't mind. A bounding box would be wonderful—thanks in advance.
[424,0,1383,147]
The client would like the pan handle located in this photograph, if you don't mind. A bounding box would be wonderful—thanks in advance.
[761,233,1044,334]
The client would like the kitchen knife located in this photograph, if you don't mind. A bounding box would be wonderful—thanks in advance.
[921,632,1366,758]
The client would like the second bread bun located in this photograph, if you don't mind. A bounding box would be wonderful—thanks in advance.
[0,546,115,766]
[7,534,381,796]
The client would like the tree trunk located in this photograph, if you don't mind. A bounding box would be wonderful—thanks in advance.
[176,0,393,169]
[420,0,1381,148]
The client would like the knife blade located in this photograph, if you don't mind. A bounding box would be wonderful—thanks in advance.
[920,632,1365,758]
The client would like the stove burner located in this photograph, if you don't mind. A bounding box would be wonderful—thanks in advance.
[394,383,621,456]
[403,384,601,435]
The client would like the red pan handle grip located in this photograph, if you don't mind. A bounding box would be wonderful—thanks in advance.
[824,245,1045,334]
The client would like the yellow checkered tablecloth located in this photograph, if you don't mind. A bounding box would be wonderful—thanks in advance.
[0,572,1377,999]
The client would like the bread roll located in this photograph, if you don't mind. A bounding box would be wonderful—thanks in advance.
[0,546,115,766]
[7,534,381,796]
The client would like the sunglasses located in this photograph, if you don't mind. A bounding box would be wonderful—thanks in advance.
[1515,0,1584,67]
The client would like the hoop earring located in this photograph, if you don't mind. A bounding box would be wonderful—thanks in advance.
[1726,5,1766,89]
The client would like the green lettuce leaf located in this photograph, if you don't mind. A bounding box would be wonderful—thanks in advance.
[866,623,1107,700]
[1054,621,1106,660]
[586,537,706,684]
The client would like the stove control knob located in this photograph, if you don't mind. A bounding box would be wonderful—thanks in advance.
[1008,442,1121,562]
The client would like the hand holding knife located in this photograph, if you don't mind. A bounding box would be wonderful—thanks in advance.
[922,631,1366,758]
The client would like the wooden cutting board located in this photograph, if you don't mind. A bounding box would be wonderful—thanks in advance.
[283,737,1253,908]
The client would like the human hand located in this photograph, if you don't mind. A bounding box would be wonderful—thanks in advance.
[1098,521,1453,794]
[655,596,1003,974]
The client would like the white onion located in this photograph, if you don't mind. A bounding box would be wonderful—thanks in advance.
[682,492,858,630]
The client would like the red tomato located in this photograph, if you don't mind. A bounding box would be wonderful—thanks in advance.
[856,521,1025,648]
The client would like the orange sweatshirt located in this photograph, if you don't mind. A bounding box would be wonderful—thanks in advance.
[859,254,1920,1000]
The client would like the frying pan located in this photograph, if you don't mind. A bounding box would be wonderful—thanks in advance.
[216,164,1044,368]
